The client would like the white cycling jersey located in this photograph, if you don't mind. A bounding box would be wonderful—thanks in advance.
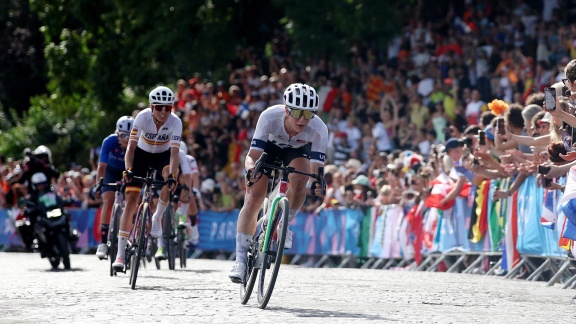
[251,105,329,164]
[178,150,199,175]
[130,108,182,153]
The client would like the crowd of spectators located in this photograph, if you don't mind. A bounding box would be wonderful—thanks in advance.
[0,0,575,217]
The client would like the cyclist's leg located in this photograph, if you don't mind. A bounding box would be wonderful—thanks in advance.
[150,149,173,238]
[281,145,312,249]
[96,191,114,258]
[230,150,270,282]
[100,191,114,240]
[97,167,123,258]
[113,189,141,267]
[113,148,147,267]
[284,144,312,221]
[186,190,200,244]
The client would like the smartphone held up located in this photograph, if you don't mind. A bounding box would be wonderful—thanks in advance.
[544,87,556,111]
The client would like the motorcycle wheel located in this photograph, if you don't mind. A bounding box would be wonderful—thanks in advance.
[56,231,71,270]
[49,257,60,269]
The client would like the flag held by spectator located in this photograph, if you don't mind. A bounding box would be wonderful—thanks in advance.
[560,166,576,225]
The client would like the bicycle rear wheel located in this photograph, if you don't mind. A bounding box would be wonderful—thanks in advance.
[240,239,259,304]
[164,207,176,270]
[178,228,187,268]
[130,204,149,290]
[257,197,289,309]
[109,204,122,277]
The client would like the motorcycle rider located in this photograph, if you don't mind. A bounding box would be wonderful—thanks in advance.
[11,145,60,193]
[22,172,72,269]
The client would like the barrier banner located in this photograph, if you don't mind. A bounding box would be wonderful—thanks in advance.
[68,208,99,249]
[437,206,458,252]
[0,209,20,246]
[358,207,374,259]
[516,176,565,257]
[288,208,363,256]
[196,210,238,252]
[1,208,100,249]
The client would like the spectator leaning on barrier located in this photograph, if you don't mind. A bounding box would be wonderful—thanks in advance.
[439,138,468,207]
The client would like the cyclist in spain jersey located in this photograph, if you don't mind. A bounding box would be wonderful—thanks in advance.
[228,83,328,283]
[95,116,134,259]
[112,86,182,270]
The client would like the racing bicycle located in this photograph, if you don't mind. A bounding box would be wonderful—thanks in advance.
[117,168,168,290]
[239,152,324,309]
[94,179,126,277]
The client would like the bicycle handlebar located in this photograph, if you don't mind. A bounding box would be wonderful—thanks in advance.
[247,152,325,196]
[130,175,168,188]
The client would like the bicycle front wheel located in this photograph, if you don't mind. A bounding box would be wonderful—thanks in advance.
[109,203,122,277]
[130,204,149,290]
[178,228,187,268]
[240,238,259,304]
[257,197,289,309]
[164,207,176,270]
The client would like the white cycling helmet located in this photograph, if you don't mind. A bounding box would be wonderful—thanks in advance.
[283,83,319,111]
[149,86,175,105]
[31,172,47,184]
[116,116,134,133]
[180,141,188,154]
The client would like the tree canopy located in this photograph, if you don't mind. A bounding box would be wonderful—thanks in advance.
[0,0,402,169]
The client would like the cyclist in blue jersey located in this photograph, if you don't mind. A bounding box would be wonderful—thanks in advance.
[95,116,134,259]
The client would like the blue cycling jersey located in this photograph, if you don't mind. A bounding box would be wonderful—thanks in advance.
[99,134,125,170]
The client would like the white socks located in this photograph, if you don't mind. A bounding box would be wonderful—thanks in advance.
[152,199,169,223]
[235,232,252,264]
[116,230,130,259]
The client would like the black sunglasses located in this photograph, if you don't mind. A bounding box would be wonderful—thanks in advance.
[153,104,173,112]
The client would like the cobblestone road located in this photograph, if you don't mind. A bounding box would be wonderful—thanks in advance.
[1,252,575,323]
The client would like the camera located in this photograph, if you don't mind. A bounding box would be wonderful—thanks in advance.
[537,165,552,187]
[497,119,506,135]
[478,130,486,146]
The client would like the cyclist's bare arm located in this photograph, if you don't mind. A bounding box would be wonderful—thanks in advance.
[191,172,200,191]
[124,139,137,171]
[96,162,107,181]
[169,146,180,178]
[181,173,192,201]
[245,149,264,182]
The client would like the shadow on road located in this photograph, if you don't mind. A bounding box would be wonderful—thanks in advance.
[125,285,219,293]
[175,269,217,274]
[31,268,87,272]
[268,306,396,321]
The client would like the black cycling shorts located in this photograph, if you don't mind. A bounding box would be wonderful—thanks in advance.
[102,166,124,193]
[127,147,171,188]
[259,142,311,178]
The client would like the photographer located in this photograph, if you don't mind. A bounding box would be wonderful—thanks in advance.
[11,145,60,194]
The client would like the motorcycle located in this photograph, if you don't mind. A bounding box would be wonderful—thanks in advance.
[19,191,79,270]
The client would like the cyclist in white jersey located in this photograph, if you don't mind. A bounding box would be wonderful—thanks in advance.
[178,142,201,244]
[229,83,328,283]
[154,140,200,259]
[112,86,182,270]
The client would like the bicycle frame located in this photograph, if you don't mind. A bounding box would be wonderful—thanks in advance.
[126,170,167,266]
[259,172,289,254]
[107,182,125,243]
[129,176,157,252]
